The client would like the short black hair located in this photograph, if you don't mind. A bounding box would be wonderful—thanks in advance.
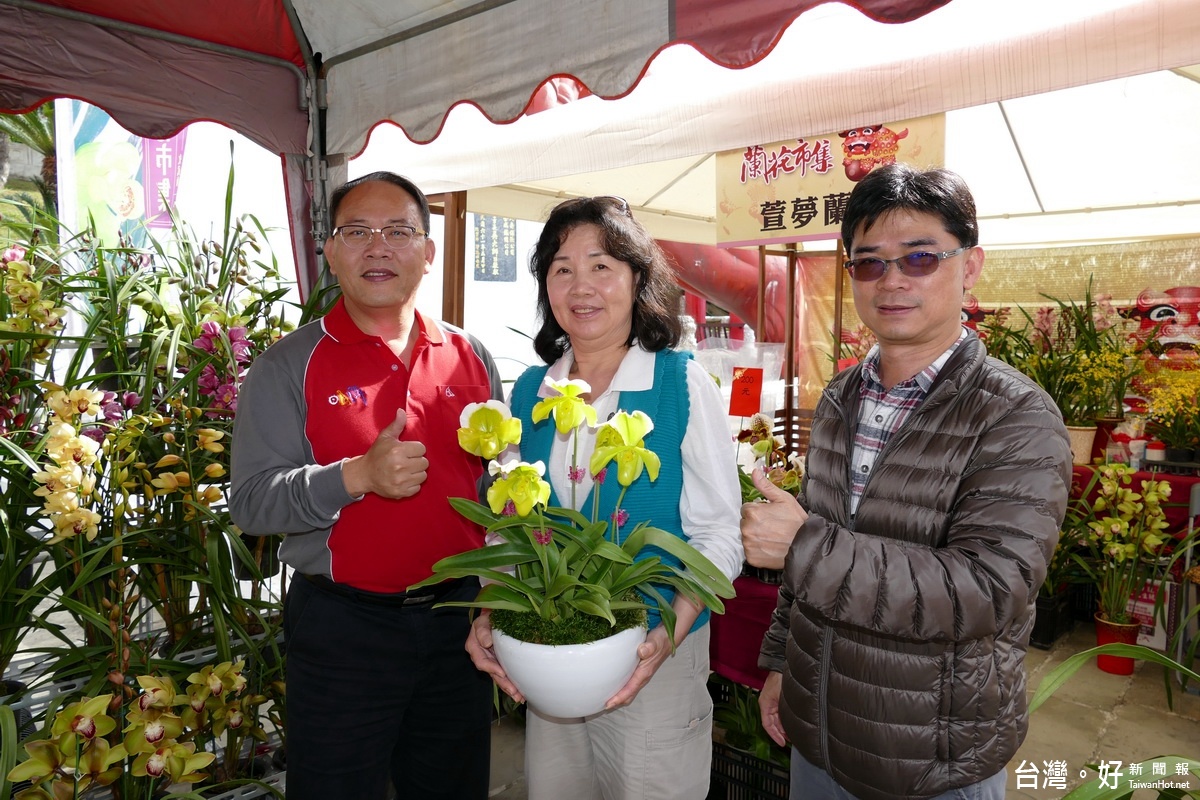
[328,171,431,235]
[840,164,978,253]
[529,196,681,364]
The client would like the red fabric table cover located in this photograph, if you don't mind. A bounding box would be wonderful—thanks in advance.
[709,575,781,690]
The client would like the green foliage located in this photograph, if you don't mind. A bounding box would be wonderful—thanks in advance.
[980,276,1147,426]
[0,106,57,220]
[416,391,737,646]
[420,502,734,645]
[710,676,789,768]
[492,602,645,646]
[1063,464,1182,625]
[1,155,295,790]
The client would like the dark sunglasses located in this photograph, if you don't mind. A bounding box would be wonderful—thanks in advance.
[843,247,970,282]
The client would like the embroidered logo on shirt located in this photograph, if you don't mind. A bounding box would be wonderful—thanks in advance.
[445,387,455,397]
[328,386,368,407]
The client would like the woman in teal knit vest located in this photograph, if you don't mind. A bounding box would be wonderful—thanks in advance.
[465,196,743,799]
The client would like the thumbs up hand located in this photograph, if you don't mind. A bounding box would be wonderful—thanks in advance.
[342,408,429,499]
[739,468,808,570]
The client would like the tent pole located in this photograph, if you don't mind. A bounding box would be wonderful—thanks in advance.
[756,246,766,338]
[784,242,797,449]
[833,239,845,366]
[431,192,468,327]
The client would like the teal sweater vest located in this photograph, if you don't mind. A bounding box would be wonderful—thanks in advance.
[510,349,708,632]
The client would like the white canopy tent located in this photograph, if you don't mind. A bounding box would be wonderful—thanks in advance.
[3,0,1199,283]
[354,4,1200,250]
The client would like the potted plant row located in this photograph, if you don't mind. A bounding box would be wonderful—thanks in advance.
[978,277,1148,465]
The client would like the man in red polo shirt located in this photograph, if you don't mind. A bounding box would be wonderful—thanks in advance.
[231,171,502,800]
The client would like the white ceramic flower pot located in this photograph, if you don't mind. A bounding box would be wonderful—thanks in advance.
[492,625,647,718]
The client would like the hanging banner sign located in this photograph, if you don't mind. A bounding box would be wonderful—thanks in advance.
[715,114,945,247]
[57,100,187,246]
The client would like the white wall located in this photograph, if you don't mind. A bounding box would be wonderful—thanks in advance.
[461,214,542,389]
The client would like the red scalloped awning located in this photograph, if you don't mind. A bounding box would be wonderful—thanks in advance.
[0,0,950,156]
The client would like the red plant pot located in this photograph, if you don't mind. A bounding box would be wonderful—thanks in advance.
[1093,613,1140,675]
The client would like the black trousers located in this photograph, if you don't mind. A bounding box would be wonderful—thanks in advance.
[283,575,492,799]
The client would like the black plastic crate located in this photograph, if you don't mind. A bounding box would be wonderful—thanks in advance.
[1030,591,1075,649]
[708,741,789,800]
[1071,582,1098,622]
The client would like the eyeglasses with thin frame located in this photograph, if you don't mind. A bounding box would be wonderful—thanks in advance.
[332,224,427,250]
[843,247,970,282]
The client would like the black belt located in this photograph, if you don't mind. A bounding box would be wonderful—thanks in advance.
[302,574,468,607]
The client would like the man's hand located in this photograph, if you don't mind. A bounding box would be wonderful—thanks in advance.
[740,468,807,570]
[465,610,524,702]
[342,408,429,499]
[759,671,788,747]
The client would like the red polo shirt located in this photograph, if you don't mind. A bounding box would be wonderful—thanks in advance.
[305,301,493,591]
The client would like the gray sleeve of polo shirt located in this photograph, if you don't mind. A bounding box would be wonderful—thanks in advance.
[230,325,353,537]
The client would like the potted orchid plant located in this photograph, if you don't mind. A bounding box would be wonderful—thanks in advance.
[410,378,735,716]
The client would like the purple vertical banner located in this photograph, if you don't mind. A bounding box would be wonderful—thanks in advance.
[142,130,188,229]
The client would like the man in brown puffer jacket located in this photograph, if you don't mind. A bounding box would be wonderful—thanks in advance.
[740,164,1072,800]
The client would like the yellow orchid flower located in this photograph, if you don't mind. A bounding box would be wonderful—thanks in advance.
[67,388,106,418]
[187,660,247,698]
[47,432,100,469]
[532,377,598,434]
[123,707,186,753]
[134,675,179,710]
[33,463,83,494]
[6,738,64,785]
[196,485,223,506]
[589,410,660,487]
[41,488,81,515]
[67,736,127,790]
[196,427,225,453]
[486,459,551,517]
[132,741,216,783]
[457,399,522,459]
[53,507,103,542]
[51,694,118,746]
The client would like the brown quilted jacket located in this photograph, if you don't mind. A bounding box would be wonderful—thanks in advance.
[758,333,1072,800]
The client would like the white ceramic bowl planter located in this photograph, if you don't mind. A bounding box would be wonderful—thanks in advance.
[492,625,647,718]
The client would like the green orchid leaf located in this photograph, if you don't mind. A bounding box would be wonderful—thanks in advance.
[568,586,616,626]
[449,496,504,527]
[544,505,591,529]
[637,528,736,598]
[411,566,535,599]
[1030,643,1200,714]
[413,542,535,582]
[544,572,583,601]
[587,540,634,565]
[446,582,539,614]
